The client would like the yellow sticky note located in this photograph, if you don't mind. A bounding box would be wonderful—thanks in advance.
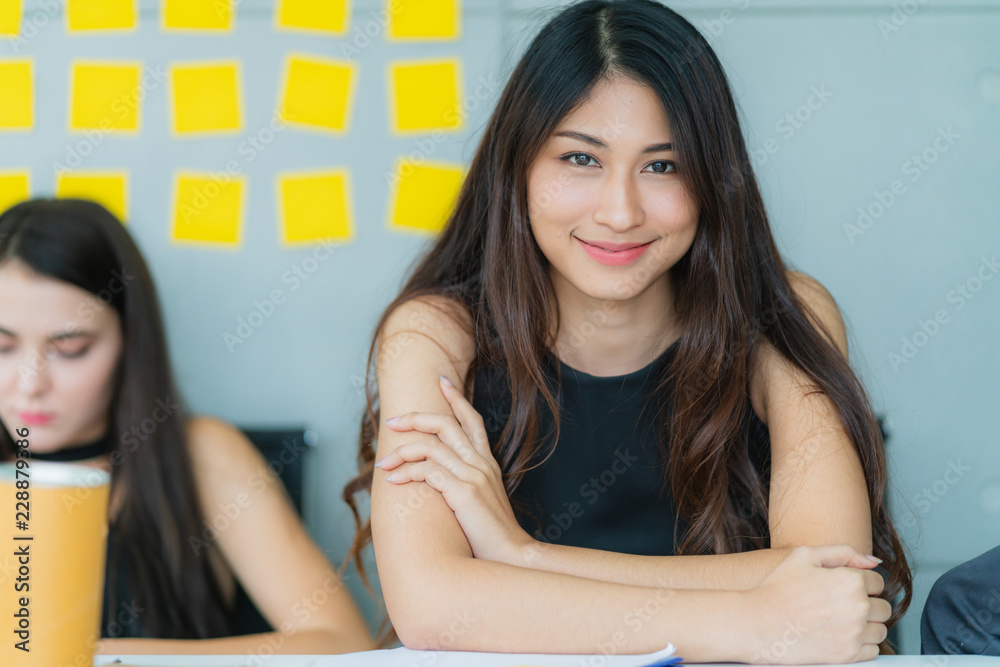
[0,171,30,213]
[278,54,356,133]
[389,0,459,40]
[67,0,136,32]
[276,0,348,35]
[170,61,242,135]
[56,171,128,222]
[171,172,244,247]
[278,170,353,245]
[389,59,462,134]
[0,59,33,130]
[163,0,233,31]
[388,160,464,234]
[69,61,142,133]
[0,0,22,36]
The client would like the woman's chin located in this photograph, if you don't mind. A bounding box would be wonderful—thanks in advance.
[6,428,64,455]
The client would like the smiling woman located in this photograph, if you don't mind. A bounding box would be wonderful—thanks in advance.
[341,0,912,662]
[0,198,373,655]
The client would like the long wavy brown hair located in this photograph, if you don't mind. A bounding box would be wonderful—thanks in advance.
[343,0,912,650]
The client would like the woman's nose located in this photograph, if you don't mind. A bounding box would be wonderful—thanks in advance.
[15,351,53,397]
[592,170,643,231]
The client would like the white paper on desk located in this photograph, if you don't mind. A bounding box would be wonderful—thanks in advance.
[316,642,678,667]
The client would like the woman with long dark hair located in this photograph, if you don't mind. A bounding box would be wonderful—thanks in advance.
[0,197,373,654]
[343,0,912,661]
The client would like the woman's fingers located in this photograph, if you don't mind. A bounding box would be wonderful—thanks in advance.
[377,439,480,482]
[809,544,881,571]
[382,379,500,470]
[854,641,880,663]
[861,620,888,647]
[384,411,478,464]
[384,460,455,493]
[868,597,892,623]
[437,375,493,458]
[862,569,885,596]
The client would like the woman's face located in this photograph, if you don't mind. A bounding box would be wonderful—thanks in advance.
[526,75,699,303]
[0,260,123,453]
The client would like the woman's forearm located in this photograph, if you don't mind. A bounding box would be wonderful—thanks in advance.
[96,628,374,656]
[515,542,795,590]
[387,553,755,661]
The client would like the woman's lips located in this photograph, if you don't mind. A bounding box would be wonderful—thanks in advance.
[17,412,54,426]
[575,237,653,266]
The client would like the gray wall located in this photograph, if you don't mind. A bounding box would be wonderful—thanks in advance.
[1,0,997,655]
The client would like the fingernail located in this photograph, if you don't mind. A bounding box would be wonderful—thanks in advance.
[439,374,454,387]
[385,473,399,482]
[385,416,399,424]
[374,456,387,468]
[866,555,883,564]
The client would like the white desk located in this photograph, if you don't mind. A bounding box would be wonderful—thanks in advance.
[94,652,1000,666]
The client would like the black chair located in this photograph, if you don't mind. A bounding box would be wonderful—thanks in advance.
[229,428,316,635]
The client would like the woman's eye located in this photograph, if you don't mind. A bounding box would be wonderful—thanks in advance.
[644,160,677,174]
[51,344,91,359]
[563,153,598,167]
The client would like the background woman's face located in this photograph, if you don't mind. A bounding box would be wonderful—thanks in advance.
[526,76,700,302]
[0,260,123,453]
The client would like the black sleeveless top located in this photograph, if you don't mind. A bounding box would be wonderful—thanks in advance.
[471,339,771,556]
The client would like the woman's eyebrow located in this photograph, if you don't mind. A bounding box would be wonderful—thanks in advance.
[49,331,97,342]
[554,130,673,153]
[0,326,98,340]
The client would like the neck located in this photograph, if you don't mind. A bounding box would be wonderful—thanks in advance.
[548,266,678,377]
[29,431,112,463]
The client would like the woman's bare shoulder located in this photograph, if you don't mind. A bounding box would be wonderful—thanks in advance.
[749,270,849,424]
[379,294,476,384]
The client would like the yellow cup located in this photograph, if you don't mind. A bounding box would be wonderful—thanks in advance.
[0,459,111,667]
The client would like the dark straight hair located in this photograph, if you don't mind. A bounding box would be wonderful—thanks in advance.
[344,0,912,650]
[0,197,235,639]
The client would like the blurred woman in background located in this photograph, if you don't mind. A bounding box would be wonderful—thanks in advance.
[0,197,373,655]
